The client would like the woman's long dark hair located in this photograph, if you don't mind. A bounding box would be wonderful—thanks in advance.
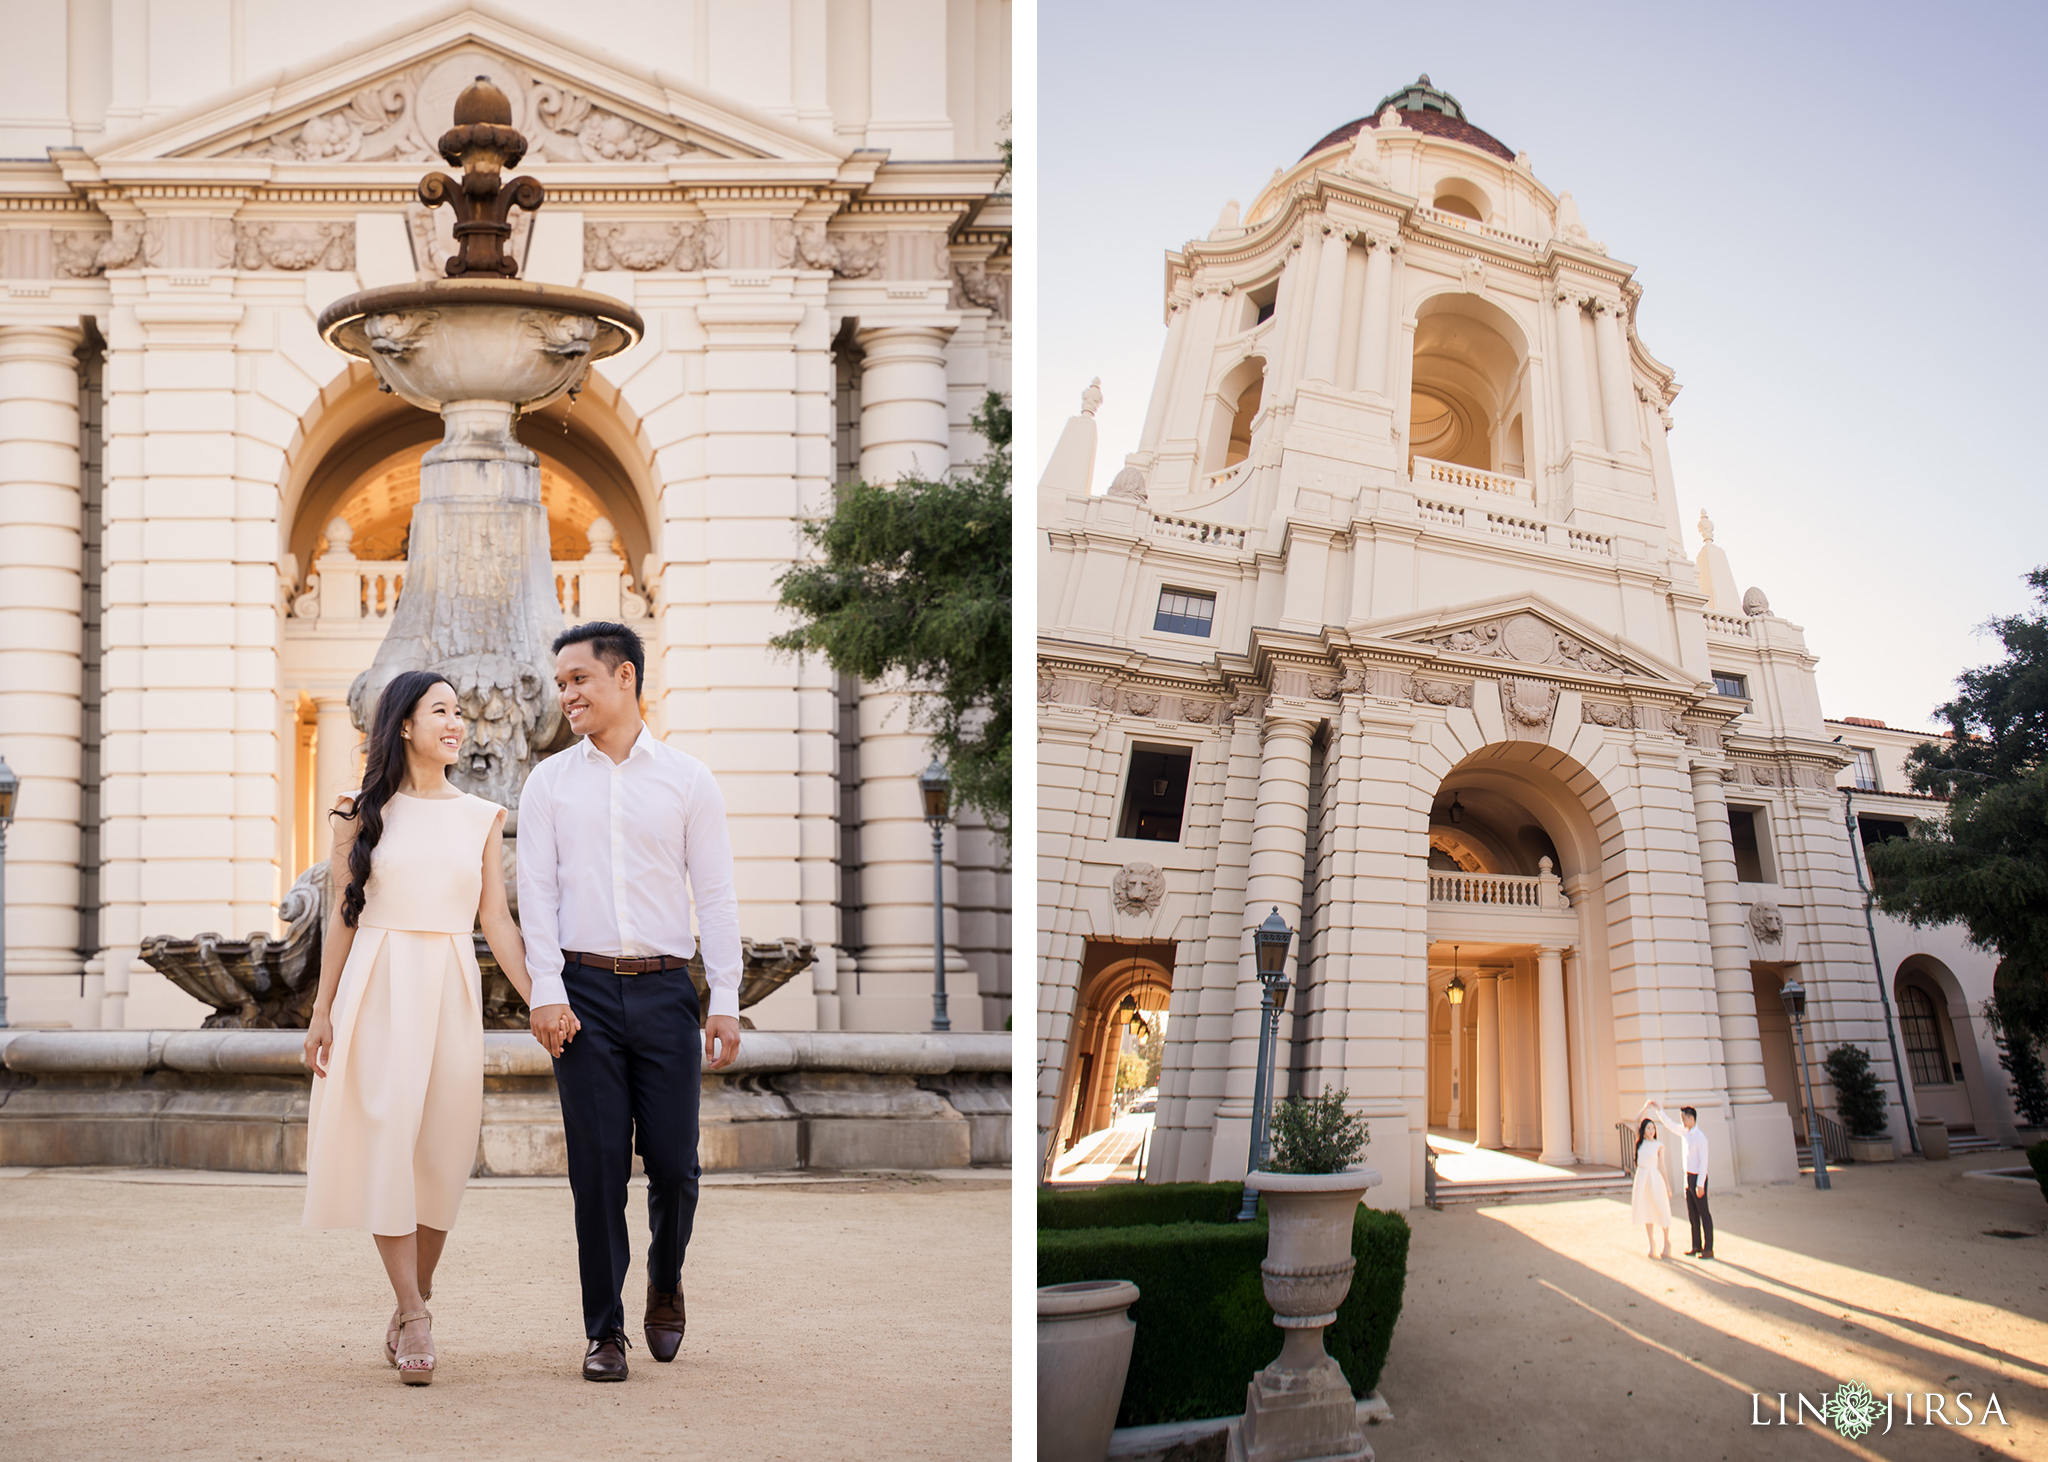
[1635,1117,1656,1154]
[335,670,452,928]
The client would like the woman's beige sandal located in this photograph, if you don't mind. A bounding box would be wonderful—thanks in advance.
[385,1285,432,1367]
[394,1309,435,1384]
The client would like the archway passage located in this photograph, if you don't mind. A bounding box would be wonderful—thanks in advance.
[1408,293,1529,479]
[1048,940,1174,1184]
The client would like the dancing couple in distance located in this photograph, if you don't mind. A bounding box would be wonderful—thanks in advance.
[299,620,743,1383]
[1629,1099,1713,1261]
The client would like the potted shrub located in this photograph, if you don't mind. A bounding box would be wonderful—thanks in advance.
[1825,1044,1896,1163]
[1237,1087,1379,1462]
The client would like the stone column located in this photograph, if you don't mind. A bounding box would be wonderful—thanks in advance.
[1136,293,1192,453]
[1300,220,1353,386]
[1537,943,1574,1164]
[1591,297,1638,458]
[1551,287,1594,452]
[1352,235,1395,398]
[1689,759,1772,1103]
[1216,712,1315,1177]
[1474,972,1502,1149]
[310,694,356,862]
[848,321,971,1030]
[0,324,84,996]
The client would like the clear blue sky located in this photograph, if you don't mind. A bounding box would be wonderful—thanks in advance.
[1035,0,2048,733]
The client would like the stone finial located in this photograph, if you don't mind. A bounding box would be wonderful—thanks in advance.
[1742,586,1771,617]
[324,517,355,555]
[417,73,544,278]
[1106,465,1148,502]
[585,515,618,558]
[1212,199,1242,236]
[1080,378,1103,417]
[1378,105,1404,130]
[1697,509,1715,544]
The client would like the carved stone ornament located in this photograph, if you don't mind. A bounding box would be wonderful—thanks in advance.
[1409,677,1472,709]
[1425,612,1629,676]
[1748,901,1784,945]
[1742,586,1771,617]
[1105,465,1148,502]
[951,258,1007,314]
[583,220,724,272]
[1310,677,1340,700]
[778,220,886,278]
[1581,699,1634,729]
[1037,673,1057,703]
[1113,862,1166,917]
[1339,128,1389,185]
[233,54,710,166]
[233,221,356,271]
[363,311,439,360]
[1124,691,1160,717]
[1181,700,1215,724]
[1089,682,1119,711]
[1502,677,1559,737]
[1225,691,1262,721]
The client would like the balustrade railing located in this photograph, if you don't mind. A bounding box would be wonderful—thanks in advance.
[1151,513,1246,550]
[1413,455,1535,502]
[1702,610,1752,639]
[1427,869,1568,910]
[292,557,651,626]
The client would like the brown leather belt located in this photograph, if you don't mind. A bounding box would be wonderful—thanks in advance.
[564,951,691,975]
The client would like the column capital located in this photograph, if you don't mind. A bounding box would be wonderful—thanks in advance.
[1260,708,1319,742]
[1688,754,1736,787]
[0,322,85,357]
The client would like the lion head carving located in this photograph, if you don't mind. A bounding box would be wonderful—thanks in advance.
[1113,862,1166,917]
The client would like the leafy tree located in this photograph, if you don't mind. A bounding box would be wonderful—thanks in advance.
[1116,1051,1149,1093]
[1823,1044,1889,1137]
[773,392,1011,844]
[1868,567,2048,1063]
[1989,1007,2048,1127]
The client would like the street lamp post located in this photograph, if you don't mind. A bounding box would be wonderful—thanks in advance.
[1237,906,1294,1221]
[0,755,16,1029]
[1781,977,1830,1190]
[918,758,952,1033]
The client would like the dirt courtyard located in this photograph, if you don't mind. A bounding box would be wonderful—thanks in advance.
[0,1167,1010,1461]
[1374,1152,2048,1460]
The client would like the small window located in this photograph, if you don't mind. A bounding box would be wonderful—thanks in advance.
[1727,805,1771,883]
[1898,986,1948,1086]
[1119,744,1193,842]
[1849,749,1878,791]
[1712,672,1749,700]
[1154,587,1216,638]
[1858,816,1910,852]
[1254,299,1276,326]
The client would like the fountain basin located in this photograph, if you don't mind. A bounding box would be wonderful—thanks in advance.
[317,278,644,422]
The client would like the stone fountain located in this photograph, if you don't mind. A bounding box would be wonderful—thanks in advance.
[315,73,642,815]
[140,77,816,1027]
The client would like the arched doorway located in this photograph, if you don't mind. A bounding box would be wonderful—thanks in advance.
[1896,956,1983,1134]
[1423,743,1614,1167]
[1047,940,1174,1182]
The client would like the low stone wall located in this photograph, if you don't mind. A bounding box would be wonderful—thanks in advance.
[0,1030,1010,1176]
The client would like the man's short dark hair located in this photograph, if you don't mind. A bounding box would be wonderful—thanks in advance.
[1680,1105,1697,1121]
[554,621,644,694]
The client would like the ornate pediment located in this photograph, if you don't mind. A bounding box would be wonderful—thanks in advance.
[199,47,744,165]
[1367,597,1688,685]
[96,9,848,169]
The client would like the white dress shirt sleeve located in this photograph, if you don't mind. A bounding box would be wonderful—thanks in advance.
[1690,1128,1709,1177]
[516,765,570,1011]
[684,762,743,1022]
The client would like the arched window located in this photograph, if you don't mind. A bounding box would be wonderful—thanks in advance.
[1898,984,1948,1086]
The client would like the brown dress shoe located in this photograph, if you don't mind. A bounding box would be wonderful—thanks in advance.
[645,1284,687,1363]
[583,1331,631,1382]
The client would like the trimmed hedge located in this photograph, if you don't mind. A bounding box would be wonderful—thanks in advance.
[1038,1180,1246,1231]
[2029,1140,2048,1206]
[1038,1182,1409,1428]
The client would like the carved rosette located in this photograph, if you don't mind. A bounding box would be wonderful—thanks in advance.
[1112,862,1166,917]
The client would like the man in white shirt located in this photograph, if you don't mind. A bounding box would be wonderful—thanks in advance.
[517,621,743,1382]
[1679,1105,1713,1259]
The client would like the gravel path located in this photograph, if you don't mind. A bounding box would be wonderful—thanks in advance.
[1375,1153,2048,1459]
[0,1168,1010,1461]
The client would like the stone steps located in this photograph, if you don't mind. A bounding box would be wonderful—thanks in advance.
[1431,1173,1632,1206]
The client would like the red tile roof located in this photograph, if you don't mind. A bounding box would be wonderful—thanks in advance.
[1303,108,1517,165]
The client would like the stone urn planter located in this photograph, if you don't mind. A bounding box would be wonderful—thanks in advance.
[1038,1279,1139,1462]
[1915,1117,1950,1162]
[1231,1167,1381,1462]
[1846,1135,1896,1164]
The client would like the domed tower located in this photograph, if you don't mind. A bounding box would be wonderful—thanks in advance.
[1038,80,1845,1201]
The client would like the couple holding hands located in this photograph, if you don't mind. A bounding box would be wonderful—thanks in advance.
[299,620,740,1385]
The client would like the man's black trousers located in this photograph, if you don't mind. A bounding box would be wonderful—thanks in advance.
[552,958,703,1339]
[1686,1173,1713,1255]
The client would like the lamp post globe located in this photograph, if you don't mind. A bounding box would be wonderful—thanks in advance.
[1239,906,1295,1220]
[920,757,952,1032]
[0,753,16,1029]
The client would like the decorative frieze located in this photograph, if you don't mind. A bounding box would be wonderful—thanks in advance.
[950,258,1008,315]
[1581,698,1634,729]
[583,220,721,272]
[232,221,355,270]
[1423,611,1630,677]
[1407,676,1472,708]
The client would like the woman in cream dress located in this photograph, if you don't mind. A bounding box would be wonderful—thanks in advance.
[301,670,546,1384]
[1630,1101,1688,1259]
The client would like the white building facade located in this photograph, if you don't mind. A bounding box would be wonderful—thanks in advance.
[1036,79,2022,1208]
[0,0,1011,1034]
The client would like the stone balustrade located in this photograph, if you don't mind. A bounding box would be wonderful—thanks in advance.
[1702,610,1753,639]
[1413,454,1534,502]
[0,1029,1010,1175]
[1427,869,1569,911]
[1150,512,1247,550]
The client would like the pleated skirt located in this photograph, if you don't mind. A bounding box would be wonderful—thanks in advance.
[302,926,484,1235]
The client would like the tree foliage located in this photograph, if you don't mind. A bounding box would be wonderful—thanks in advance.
[1823,1044,1889,1137]
[773,392,1010,844]
[1868,567,2048,1047]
